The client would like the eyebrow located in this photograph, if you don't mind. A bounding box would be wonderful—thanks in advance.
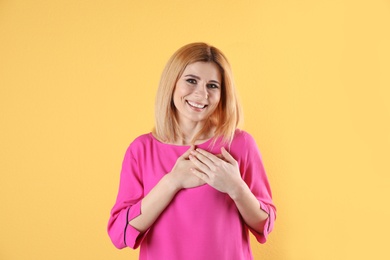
[184,74,221,85]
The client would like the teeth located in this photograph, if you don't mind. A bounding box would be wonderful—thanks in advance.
[188,101,206,109]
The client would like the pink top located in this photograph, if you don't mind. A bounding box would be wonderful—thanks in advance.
[107,130,276,260]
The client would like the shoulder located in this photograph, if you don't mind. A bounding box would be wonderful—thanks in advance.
[125,133,154,155]
[231,129,257,146]
[229,130,265,172]
[230,129,261,158]
[131,133,154,145]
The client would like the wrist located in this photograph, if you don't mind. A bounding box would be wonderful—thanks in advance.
[162,173,182,193]
[228,180,249,201]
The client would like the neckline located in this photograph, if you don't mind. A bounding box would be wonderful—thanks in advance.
[148,132,215,148]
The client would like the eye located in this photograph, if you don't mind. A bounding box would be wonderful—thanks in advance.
[207,83,219,89]
[186,78,197,84]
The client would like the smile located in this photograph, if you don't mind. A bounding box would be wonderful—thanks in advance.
[187,100,207,109]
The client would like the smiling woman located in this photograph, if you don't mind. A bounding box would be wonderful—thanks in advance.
[173,61,221,143]
[153,43,242,146]
[107,42,276,260]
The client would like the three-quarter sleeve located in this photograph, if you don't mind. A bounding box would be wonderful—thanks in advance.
[107,146,148,249]
[238,132,277,243]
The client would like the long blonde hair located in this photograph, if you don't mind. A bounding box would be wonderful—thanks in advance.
[153,42,242,145]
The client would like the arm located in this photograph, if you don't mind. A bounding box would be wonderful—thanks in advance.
[128,174,179,232]
[228,178,269,233]
[190,147,268,233]
[129,146,205,231]
[108,145,204,249]
[107,147,145,249]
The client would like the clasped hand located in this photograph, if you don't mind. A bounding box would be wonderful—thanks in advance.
[169,146,243,197]
[168,146,206,189]
[189,147,243,197]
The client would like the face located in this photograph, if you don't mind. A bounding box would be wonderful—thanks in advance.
[173,61,222,126]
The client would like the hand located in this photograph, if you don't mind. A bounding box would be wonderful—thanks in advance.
[168,146,206,190]
[189,147,244,197]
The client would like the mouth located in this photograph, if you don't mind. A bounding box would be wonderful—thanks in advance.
[186,100,208,109]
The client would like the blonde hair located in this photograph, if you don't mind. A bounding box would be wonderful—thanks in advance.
[153,42,242,145]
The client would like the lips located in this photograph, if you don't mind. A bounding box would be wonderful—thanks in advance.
[187,100,207,109]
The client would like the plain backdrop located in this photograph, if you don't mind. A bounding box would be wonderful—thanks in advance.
[1,1,389,259]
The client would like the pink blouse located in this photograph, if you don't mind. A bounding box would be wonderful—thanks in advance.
[108,130,276,260]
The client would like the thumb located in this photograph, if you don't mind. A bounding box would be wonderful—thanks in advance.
[221,147,235,164]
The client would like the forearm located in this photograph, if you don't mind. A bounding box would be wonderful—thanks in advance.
[129,174,179,232]
[229,181,269,234]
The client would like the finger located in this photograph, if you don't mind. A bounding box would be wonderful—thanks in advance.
[216,153,230,162]
[221,147,236,164]
[191,150,215,168]
[191,168,209,182]
[194,148,219,164]
[189,154,212,174]
[181,145,195,159]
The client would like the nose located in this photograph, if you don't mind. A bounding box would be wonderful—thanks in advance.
[195,83,208,99]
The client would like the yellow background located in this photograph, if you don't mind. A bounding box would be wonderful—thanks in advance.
[1,0,389,259]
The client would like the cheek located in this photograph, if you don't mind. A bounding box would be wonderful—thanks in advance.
[173,85,182,98]
[172,94,182,109]
[174,85,189,99]
[172,87,189,109]
[210,92,221,105]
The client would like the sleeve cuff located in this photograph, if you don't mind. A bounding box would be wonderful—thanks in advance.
[124,201,150,249]
[249,201,276,244]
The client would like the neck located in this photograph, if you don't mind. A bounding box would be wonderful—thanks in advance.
[175,120,213,145]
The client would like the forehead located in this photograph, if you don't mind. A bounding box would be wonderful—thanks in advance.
[182,62,221,81]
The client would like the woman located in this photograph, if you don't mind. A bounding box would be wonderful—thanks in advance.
[108,42,276,260]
